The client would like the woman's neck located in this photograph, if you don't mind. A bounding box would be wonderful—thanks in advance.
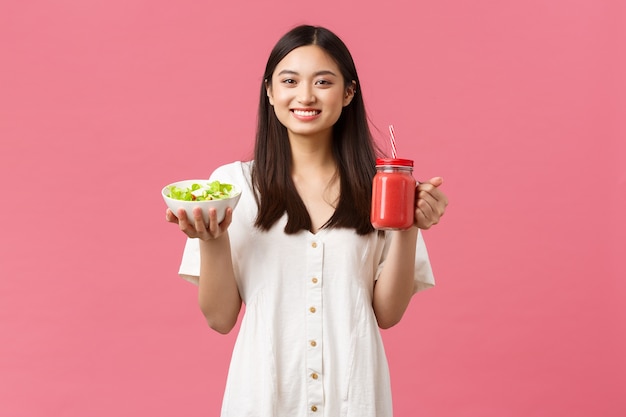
[288,131,335,175]
[288,133,340,233]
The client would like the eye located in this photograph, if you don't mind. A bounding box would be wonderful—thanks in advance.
[281,79,297,85]
[315,79,332,86]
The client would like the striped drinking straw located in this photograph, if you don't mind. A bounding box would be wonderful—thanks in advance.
[389,125,397,158]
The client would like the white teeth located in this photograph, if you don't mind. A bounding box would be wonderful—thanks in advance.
[293,110,319,117]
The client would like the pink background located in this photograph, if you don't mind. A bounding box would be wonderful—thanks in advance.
[1,0,625,416]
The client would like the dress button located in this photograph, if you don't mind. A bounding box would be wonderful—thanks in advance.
[311,405,318,412]
[311,277,318,284]
[311,242,317,248]
[309,306,316,313]
[310,340,317,347]
[311,373,318,379]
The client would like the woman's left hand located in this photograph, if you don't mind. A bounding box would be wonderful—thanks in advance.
[414,177,448,229]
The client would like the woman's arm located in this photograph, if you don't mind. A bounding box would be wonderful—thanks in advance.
[197,233,242,334]
[372,228,419,329]
[372,177,448,329]
[167,206,242,334]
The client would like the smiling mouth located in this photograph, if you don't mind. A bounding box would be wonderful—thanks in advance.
[292,109,321,117]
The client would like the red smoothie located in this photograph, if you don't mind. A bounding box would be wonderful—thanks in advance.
[371,158,416,230]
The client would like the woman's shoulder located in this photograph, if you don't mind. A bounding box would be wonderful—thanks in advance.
[209,161,255,202]
[209,160,253,182]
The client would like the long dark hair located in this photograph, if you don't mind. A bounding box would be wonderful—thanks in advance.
[252,25,380,235]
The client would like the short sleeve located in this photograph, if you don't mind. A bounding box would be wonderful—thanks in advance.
[375,230,435,294]
[178,238,200,285]
[176,161,248,285]
[413,230,435,292]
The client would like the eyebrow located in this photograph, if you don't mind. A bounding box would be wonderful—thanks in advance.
[277,69,338,77]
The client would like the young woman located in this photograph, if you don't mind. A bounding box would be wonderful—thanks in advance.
[166,25,448,417]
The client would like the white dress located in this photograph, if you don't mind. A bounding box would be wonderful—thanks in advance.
[178,161,435,417]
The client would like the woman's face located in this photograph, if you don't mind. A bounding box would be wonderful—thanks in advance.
[267,45,355,142]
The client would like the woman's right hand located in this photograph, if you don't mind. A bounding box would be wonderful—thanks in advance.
[166,207,233,241]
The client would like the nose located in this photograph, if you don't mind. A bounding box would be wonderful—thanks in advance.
[297,83,316,104]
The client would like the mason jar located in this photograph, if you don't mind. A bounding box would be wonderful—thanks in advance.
[370,158,416,230]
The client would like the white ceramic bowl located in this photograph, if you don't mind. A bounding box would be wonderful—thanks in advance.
[162,179,242,225]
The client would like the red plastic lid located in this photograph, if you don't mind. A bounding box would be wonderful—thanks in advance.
[375,158,414,167]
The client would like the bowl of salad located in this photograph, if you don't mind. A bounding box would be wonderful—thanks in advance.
[162,179,242,225]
